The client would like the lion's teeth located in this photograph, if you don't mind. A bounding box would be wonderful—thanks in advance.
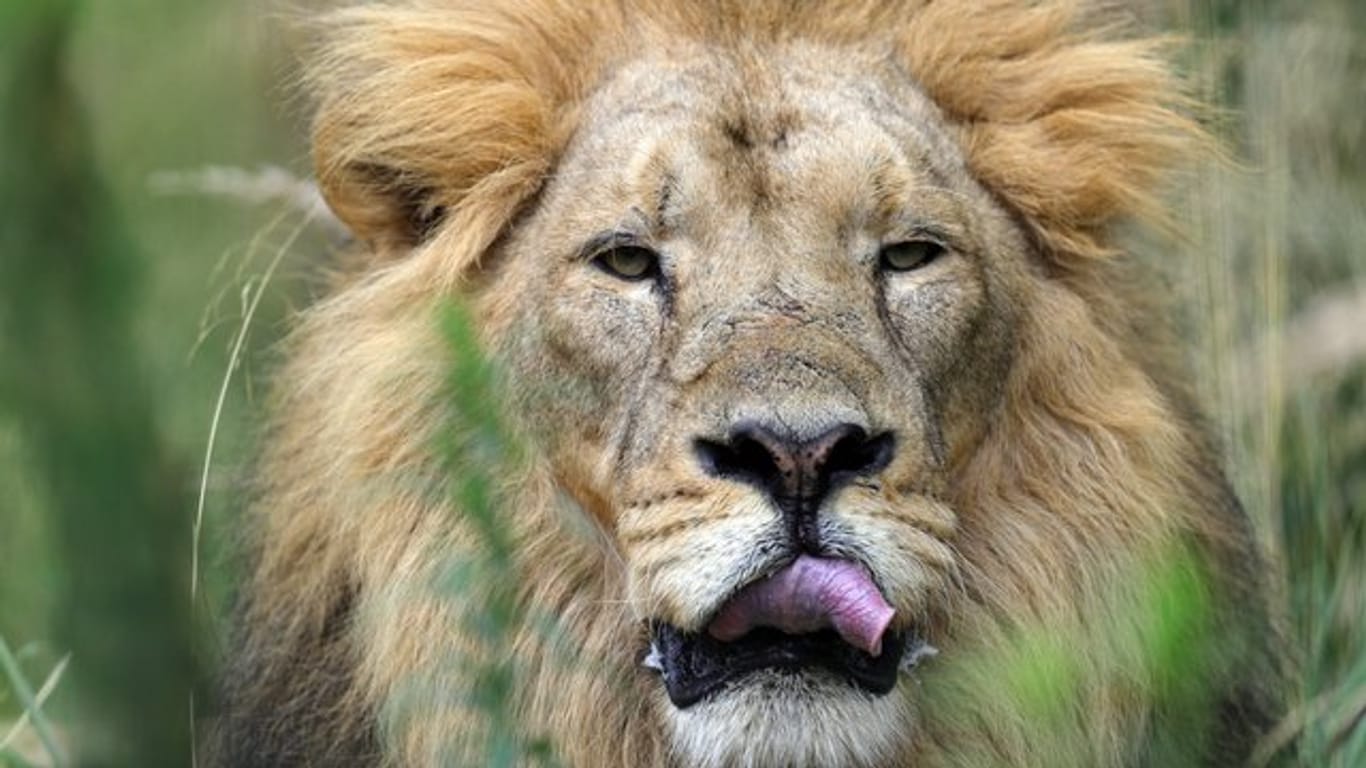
[642,643,664,672]
[899,640,938,673]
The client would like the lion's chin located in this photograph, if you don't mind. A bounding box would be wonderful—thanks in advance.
[663,668,916,768]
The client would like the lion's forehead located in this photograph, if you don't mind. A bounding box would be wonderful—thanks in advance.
[559,45,979,243]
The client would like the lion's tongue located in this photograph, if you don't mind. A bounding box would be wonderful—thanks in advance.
[707,556,895,656]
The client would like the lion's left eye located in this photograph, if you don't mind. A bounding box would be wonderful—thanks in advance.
[879,240,944,272]
[594,245,660,281]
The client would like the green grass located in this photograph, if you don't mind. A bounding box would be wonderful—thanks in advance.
[1165,1,1366,762]
[0,0,1362,764]
[427,303,563,766]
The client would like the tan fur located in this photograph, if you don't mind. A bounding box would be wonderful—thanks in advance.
[221,2,1284,765]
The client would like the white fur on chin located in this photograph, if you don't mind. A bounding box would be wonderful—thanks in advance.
[663,669,914,768]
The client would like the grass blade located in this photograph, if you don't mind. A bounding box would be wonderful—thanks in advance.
[0,638,64,766]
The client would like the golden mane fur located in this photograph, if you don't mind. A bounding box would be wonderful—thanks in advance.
[307,0,1195,274]
[220,1,1285,765]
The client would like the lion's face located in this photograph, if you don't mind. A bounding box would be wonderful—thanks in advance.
[479,46,1032,764]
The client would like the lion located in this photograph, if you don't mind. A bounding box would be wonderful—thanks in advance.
[218,1,1287,765]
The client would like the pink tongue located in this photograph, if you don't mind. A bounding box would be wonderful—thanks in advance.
[707,556,895,656]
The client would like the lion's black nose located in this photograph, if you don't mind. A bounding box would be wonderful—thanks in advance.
[695,422,895,547]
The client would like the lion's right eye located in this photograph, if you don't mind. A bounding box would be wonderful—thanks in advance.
[593,245,660,281]
[879,240,944,273]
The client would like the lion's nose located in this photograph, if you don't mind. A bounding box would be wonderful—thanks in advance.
[694,422,895,547]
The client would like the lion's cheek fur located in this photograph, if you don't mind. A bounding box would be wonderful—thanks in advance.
[342,460,670,765]
[905,285,1270,765]
[480,273,663,503]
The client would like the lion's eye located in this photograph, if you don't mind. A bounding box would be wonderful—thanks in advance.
[594,245,660,281]
[879,241,944,273]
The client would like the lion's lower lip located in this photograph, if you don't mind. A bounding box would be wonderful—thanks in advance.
[646,623,914,708]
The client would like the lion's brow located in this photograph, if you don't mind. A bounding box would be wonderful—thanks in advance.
[576,228,647,261]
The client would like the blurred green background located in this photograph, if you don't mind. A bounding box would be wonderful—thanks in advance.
[0,0,1361,765]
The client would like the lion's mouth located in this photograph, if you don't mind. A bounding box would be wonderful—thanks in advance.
[648,624,913,708]
[644,555,935,708]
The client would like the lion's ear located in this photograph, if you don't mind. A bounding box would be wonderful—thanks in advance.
[311,152,447,252]
[897,1,1206,270]
[306,3,604,266]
